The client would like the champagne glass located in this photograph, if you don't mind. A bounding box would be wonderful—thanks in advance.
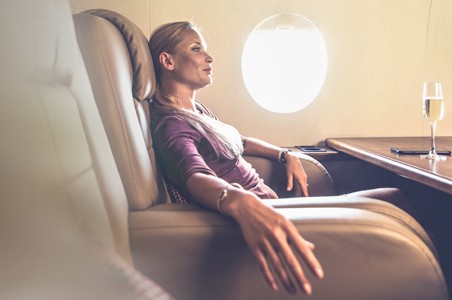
[421,82,445,160]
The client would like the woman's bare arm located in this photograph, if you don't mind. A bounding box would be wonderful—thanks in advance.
[242,137,309,196]
[242,136,280,159]
[186,172,323,294]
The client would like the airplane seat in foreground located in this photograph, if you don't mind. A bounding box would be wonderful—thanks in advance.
[72,8,449,300]
[0,0,173,299]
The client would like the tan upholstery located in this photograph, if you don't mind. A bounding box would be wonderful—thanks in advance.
[73,10,165,211]
[129,204,447,300]
[0,0,175,299]
[245,154,335,197]
[0,0,131,265]
[71,8,449,300]
[0,1,447,299]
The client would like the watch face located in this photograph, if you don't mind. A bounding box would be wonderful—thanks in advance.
[280,149,291,163]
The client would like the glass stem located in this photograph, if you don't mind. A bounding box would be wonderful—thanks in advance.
[430,122,437,155]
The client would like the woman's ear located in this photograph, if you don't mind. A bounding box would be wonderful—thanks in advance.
[159,52,174,71]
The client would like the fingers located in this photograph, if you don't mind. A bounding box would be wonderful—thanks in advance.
[300,180,309,197]
[277,241,312,295]
[285,156,309,196]
[255,249,279,291]
[290,171,309,197]
[238,197,322,295]
[275,223,324,294]
[255,235,322,295]
[260,240,299,294]
[286,172,294,192]
[295,167,309,197]
[290,231,324,281]
[305,240,315,251]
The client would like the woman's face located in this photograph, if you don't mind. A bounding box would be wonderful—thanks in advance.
[169,29,214,90]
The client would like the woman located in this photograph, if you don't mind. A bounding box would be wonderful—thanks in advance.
[148,21,323,295]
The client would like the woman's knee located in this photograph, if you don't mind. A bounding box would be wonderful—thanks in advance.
[348,187,416,216]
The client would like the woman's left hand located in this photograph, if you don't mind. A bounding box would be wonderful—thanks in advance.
[284,152,309,196]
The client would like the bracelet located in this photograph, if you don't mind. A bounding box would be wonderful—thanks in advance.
[278,148,292,164]
[217,183,242,215]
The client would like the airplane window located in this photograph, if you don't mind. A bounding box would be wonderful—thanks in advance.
[242,14,328,113]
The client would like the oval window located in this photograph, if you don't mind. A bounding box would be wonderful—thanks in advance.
[242,14,328,113]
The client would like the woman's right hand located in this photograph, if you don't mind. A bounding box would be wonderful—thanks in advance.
[222,188,324,295]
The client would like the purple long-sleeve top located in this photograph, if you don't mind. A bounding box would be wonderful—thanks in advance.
[150,101,277,202]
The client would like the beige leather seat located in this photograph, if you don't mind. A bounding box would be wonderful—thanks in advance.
[0,1,448,299]
[72,9,448,300]
[0,1,172,299]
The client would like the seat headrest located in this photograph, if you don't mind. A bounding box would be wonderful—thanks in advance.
[81,9,156,101]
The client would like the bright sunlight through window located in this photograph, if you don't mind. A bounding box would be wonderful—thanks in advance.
[242,14,328,113]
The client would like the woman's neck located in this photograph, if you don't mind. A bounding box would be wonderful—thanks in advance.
[161,80,197,112]
[179,95,196,112]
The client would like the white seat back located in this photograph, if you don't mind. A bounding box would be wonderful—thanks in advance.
[0,0,132,266]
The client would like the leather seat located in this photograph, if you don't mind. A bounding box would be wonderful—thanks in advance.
[72,8,448,300]
[0,0,172,299]
[0,1,448,299]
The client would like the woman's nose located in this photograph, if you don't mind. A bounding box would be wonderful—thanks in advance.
[206,53,213,63]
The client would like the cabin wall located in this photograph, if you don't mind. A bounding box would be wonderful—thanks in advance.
[70,0,452,146]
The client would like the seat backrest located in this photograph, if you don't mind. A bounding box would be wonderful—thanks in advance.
[0,0,132,266]
[73,10,336,211]
[73,10,169,211]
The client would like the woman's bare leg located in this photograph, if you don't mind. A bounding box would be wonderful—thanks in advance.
[347,187,418,217]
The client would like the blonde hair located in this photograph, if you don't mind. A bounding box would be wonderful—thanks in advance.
[149,22,243,159]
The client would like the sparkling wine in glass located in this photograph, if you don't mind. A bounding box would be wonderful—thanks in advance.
[421,82,445,160]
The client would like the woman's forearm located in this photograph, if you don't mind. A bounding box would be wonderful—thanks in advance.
[186,172,257,216]
[186,172,231,212]
[242,136,308,195]
[242,136,282,160]
[185,172,323,294]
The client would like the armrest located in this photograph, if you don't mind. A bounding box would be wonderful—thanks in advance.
[244,154,436,255]
[267,195,436,255]
[129,203,448,300]
[244,153,335,197]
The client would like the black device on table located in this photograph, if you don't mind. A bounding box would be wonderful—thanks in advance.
[296,146,328,152]
[390,147,451,155]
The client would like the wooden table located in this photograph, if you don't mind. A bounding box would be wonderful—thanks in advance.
[325,137,452,195]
